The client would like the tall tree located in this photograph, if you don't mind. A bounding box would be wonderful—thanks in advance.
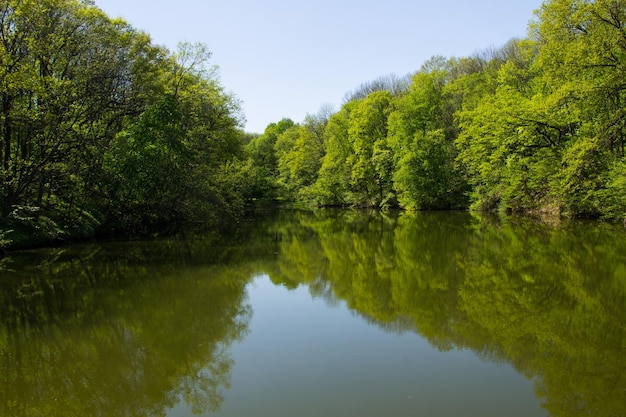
[0,0,160,231]
[388,62,467,210]
[346,91,394,206]
[274,113,326,201]
[312,103,355,206]
[103,42,244,232]
[533,0,626,218]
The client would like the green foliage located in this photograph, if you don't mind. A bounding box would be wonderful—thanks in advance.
[0,0,149,221]
[393,130,463,209]
[312,104,355,206]
[557,137,610,217]
[600,160,626,220]
[242,118,295,201]
[266,210,626,417]
[103,62,245,232]
[388,66,468,210]
[104,95,186,230]
[312,92,395,207]
[274,118,325,201]
[6,0,626,250]
[268,0,626,218]
[0,1,246,244]
[346,91,394,206]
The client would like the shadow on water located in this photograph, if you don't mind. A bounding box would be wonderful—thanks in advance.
[0,208,625,417]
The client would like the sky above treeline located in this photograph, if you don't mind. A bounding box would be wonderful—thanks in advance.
[95,0,545,133]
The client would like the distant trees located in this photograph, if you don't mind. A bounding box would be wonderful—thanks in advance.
[250,0,626,221]
[342,73,411,103]
[312,91,395,207]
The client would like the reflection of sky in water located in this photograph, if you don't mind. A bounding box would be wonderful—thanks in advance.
[169,275,545,417]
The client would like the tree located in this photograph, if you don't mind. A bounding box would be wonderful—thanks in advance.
[532,0,626,218]
[0,0,147,215]
[312,103,355,206]
[274,114,326,201]
[0,0,175,245]
[388,63,467,210]
[345,91,394,206]
[102,42,245,232]
[454,37,575,213]
[242,118,294,201]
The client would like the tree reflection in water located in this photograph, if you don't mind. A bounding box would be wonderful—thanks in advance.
[0,235,256,417]
[268,210,626,417]
[1,210,624,417]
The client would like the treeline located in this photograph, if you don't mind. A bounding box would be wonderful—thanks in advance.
[0,0,248,247]
[2,0,626,249]
[244,0,626,220]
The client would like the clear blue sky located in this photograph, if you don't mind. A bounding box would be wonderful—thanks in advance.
[94,0,545,133]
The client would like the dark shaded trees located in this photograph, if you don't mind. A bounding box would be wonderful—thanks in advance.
[0,0,246,246]
[102,42,244,232]
[0,0,151,222]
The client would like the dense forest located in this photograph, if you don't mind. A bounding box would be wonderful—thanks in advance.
[246,0,626,217]
[1,0,626,249]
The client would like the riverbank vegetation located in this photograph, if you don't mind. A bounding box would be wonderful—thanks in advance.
[2,0,626,250]
[0,0,246,248]
[246,0,626,220]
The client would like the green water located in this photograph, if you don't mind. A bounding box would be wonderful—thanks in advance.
[1,209,624,417]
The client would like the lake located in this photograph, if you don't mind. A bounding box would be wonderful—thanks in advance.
[0,209,624,417]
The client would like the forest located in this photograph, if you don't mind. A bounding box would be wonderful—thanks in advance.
[2,0,626,249]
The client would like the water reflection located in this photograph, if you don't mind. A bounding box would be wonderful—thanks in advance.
[1,210,625,417]
[268,210,626,417]
[0,235,257,417]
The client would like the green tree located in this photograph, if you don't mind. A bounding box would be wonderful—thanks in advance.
[243,118,294,201]
[0,0,154,236]
[388,63,467,210]
[533,0,626,218]
[455,38,572,213]
[274,113,326,201]
[103,43,244,232]
[312,103,355,206]
[346,91,394,206]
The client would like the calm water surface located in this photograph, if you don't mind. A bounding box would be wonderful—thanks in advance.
[0,210,624,417]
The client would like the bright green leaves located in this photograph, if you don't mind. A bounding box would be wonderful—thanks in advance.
[388,68,467,210]
[558,137,609,217]
[313,105,354,206]
[455,21,625,217]
[275,120,325,200]
[243,118,295,201]
[393,130,461,210]
[248,0,626,219]
[312,92,394,207]
[346,91,394,206]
